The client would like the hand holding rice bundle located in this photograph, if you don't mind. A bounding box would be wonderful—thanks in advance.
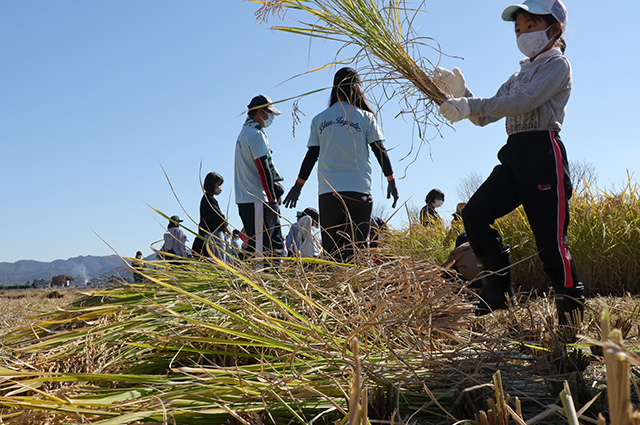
[253,0,450,112]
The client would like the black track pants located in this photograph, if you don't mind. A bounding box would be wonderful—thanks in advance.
[238,201,284,256]
[461,130,580,290]
[318,191,373,262]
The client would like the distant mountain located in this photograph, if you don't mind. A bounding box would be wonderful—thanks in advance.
[0,255,135,285]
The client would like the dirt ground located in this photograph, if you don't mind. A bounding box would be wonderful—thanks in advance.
[0,288,87,334]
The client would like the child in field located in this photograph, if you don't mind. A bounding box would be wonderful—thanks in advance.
[297,207,321,258]
[283,67,399,262]
[162,215,189,259]
[420,188,445,227]
[437,0,584,325]
[192,172,231,261]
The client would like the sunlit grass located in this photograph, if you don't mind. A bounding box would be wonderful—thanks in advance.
[385,175,640,296]
[0,254,476,424]
[1,177,639,423]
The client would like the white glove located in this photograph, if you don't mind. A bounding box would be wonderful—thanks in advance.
[440,98,471,124]
[434,66,467,98]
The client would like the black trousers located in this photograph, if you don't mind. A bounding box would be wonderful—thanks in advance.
[460,130,580,291]
[319,191,373,262]
[238,201,284,256]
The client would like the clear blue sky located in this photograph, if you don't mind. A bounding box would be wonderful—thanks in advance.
[1,1,637,263]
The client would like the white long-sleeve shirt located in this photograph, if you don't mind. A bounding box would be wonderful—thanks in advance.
[298,215,320,258]
[163,227,189,258]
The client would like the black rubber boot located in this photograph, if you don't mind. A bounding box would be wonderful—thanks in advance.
[555,283,585,326]
[475,248,514,316]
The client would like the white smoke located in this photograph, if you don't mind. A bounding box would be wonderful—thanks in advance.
[72,265,89,286]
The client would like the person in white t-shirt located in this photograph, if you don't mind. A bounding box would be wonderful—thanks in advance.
[283,67,399,262]
[234,94,286,259]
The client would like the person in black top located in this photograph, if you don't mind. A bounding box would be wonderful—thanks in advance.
[132,251,144,282]
[192,172,231,258]
[283,67,398,262]
[420,188,445,227]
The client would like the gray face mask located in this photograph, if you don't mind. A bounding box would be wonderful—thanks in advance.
[433,199,444,208]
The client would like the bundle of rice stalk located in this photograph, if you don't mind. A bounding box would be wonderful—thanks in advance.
[598,310,640,425]
[0,251,477,423]
[252,0,449,134]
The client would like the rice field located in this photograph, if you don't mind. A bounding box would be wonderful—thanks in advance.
[1,182,639,424]
[388,177,640,297]
[0,242,638,424]
[1,2,637,423]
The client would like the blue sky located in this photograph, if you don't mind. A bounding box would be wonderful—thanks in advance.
[1,0,637,263]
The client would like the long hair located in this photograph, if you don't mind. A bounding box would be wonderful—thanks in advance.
[329,67,374,113]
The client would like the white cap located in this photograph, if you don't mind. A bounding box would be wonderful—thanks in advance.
[502,0,567,25]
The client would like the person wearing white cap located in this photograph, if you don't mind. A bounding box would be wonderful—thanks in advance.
[436,0,584,327]
[234,94,286,259]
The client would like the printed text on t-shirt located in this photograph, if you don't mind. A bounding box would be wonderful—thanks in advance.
[318,117,362,134]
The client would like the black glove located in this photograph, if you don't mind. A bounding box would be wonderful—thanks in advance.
[387,179,398,208]
[274,182,285,197]
[274,182,285,205]
[283,182,303,208]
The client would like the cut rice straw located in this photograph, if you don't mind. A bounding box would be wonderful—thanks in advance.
[252,0,451,140]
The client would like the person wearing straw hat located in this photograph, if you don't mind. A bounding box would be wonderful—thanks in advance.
[437,0,584,326]
[234,94,286,259]
[283,67,399,262]
[452,202,467,224]
[450,202,468,247]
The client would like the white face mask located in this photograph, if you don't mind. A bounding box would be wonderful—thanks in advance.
[263,113,275,128]
[517,26,552,59]
[434,199,444,208]
[214,185,222,195]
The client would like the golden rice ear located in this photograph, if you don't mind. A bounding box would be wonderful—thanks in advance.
[253,0,449,137]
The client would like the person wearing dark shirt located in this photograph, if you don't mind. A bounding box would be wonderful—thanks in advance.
[132,251,144,283]
[420,188,445,227]
[192,172,231,259]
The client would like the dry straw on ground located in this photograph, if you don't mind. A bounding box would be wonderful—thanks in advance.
[0,251,638,424]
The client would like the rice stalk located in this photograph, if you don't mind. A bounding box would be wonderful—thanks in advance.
[0,250,478,423]
[2,204,640,423]
[251,0,450,141]
[600,310,640,425]
[559,381,580,425]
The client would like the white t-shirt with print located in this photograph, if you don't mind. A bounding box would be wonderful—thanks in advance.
[307,101,384,195]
